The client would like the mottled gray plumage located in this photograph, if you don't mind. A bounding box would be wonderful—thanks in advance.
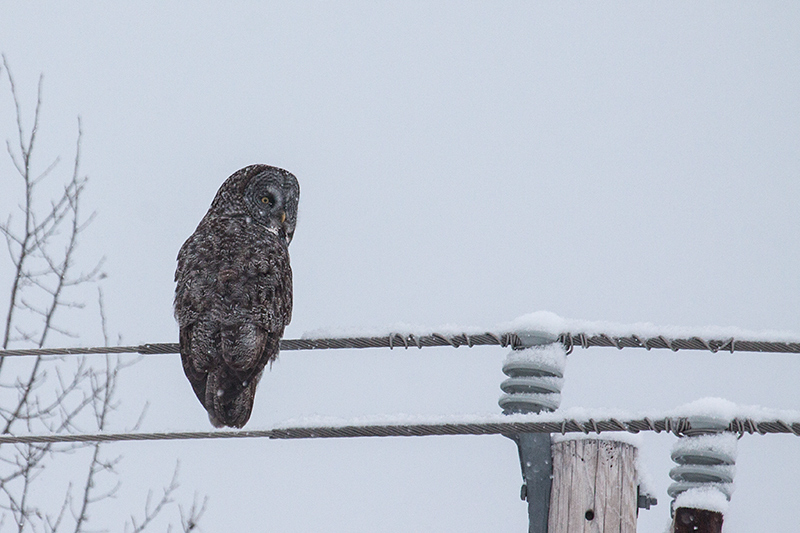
[174,165,299,428]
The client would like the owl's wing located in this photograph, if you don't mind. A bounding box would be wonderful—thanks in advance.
[175,226,220,412]
[179,324,207,406]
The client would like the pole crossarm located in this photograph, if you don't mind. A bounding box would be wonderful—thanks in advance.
[0,416,797,446]
[1,330,800,358]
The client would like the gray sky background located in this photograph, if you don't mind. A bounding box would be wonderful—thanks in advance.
[1,2,799,531]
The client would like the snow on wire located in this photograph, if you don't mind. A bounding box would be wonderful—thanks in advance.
[1,330,800,358]
[0,415,797,446]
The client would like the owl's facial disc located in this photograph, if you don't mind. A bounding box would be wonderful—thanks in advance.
[244,174,295,242]
[238,166,299,246]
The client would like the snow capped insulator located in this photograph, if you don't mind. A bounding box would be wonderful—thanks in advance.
[680,414,732,437]
[499,331,564,531]
[668,426,738,512]
[498,332,564,415]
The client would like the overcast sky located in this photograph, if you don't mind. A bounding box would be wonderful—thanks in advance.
[1,2,799,532]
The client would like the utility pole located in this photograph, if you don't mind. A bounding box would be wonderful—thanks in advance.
[548,439,638,533]
[500,332,654,533]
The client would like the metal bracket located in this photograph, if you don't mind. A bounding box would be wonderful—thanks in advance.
[637,486,658,511]
[512,432,553,533]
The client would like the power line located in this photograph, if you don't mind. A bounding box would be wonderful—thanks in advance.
[1,331,800,358]
[559,333,800,354]
[0,416,797,446]
[0,332,515,357]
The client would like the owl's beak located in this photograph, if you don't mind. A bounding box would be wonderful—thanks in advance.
[280,211,294,245]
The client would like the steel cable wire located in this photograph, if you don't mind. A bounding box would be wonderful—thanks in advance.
[1,331,800,358]
[0,416,796,446]
[1,330,797,445]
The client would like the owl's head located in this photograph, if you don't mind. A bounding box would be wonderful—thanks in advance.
[210,165,300,245]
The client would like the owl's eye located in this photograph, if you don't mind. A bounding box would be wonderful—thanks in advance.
[261,196,272,205]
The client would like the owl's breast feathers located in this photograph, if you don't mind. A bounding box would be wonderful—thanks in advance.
[175,215,293,328]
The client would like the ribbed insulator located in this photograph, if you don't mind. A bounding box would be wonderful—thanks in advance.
[668,430,737,505]
[498,342,565,414]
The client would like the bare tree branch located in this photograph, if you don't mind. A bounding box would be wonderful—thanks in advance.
[0,55,205,533]
[179,495,208,533]
[125,466,180,533]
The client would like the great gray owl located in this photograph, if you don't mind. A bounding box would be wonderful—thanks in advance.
[174,165,299,428]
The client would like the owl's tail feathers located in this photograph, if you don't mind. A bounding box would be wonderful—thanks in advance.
[204,367,260,428]
[219,324,266,372]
